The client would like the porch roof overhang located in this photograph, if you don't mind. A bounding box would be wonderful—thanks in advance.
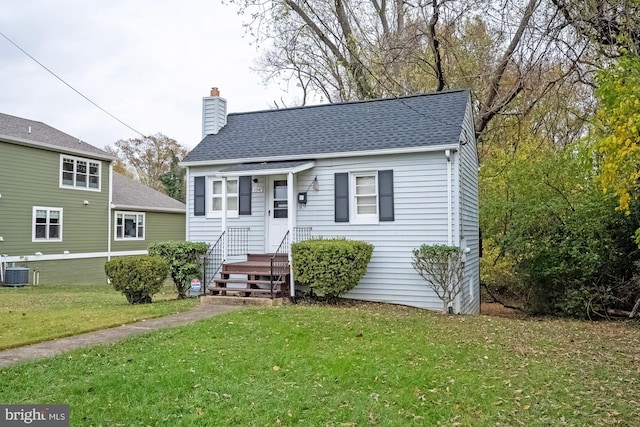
[214,160,315,177]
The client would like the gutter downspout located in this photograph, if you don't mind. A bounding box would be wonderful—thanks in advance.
[445,149,453,246]
[107,163,113,261]
[287,171,295,298]
[185,168,191,242]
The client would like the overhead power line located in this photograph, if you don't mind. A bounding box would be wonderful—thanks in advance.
[0,31,146,138]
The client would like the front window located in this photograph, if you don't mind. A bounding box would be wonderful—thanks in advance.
[209,178,238,217]
[352,172,378,222]
[60,155,101,190]
[115,212,145,240]
[32,207,63,241]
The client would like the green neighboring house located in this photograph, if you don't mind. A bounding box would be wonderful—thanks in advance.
[0,113,186,285]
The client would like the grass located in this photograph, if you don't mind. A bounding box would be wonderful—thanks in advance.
[1,303,639,426]
[0,283,198,350]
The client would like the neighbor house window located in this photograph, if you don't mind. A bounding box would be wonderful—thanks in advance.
[209,178,238,217]
[32,207,63,241]
[115,212,145,240]
[60,155,101,190]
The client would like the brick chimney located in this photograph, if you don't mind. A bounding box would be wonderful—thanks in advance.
[202,87,227,137]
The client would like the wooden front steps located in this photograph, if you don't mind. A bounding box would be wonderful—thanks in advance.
[207,253,290,299]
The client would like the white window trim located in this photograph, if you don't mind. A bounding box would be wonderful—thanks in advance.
[59,154,102,191]
[350,171,379,224]
[207,177,239,218]
[32,206,63,242]
[114,211,145,241]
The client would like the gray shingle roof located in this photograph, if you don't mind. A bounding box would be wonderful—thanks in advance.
[183,89,470,163]
[220,160,313,172]
[112,172,186,212]
[0,112,114,160]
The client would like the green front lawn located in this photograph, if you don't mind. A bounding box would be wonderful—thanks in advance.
[1,304,638,426]
[0,283,198,349]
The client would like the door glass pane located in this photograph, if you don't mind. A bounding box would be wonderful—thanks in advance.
[273,180,287,199]
[273,180,288,218]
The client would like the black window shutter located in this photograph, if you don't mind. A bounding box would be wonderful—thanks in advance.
[194,176,205,216]
[378,170,394,221]
[334,172,349,222]
[239,176,252,215]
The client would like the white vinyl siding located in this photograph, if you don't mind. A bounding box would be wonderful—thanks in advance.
[296,152,451,311]
[457,102,481,314]
[188,171,266,257]
[32,207,63,242]
[60,155,101,191]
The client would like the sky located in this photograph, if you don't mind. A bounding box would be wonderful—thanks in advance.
[0,0,297,149]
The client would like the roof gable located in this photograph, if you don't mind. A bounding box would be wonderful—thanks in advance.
[0,113,114,160]
[183,89,470,164]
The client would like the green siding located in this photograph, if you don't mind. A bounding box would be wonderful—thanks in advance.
[0,141,110,256]
[22,257,108,285]
[111,210,185,252]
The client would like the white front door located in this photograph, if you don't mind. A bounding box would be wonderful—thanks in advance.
[267,175,289,253]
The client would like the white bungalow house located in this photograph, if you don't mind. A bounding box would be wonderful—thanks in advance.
[181,88,479,314]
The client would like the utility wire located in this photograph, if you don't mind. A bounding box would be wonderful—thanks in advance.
[0,31,146,138]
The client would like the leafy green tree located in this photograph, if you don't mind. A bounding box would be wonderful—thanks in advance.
[594,54,640,215]
[106,133,188,193]
[483,140,640,316]
[148,241,210,299]
[159,154,186,202]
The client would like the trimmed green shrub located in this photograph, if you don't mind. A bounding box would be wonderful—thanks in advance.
[292,238,373,302]
[148,241,209,299]
[104,255,169,304]
[412,244,464,314]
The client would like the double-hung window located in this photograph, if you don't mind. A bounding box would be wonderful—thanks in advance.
[193,176,251,217]
[115,212,145,240]
[353,172,378,221]
[33,207,63,242]
[335,170,394,223]
[209,178,238,217]
[61,155,101,190]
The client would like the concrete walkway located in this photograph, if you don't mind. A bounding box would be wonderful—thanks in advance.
[0,303,239,369]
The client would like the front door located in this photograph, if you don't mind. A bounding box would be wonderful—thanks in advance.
[267,175,289,253]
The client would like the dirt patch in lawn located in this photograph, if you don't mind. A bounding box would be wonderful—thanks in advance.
[481,301,524,318]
